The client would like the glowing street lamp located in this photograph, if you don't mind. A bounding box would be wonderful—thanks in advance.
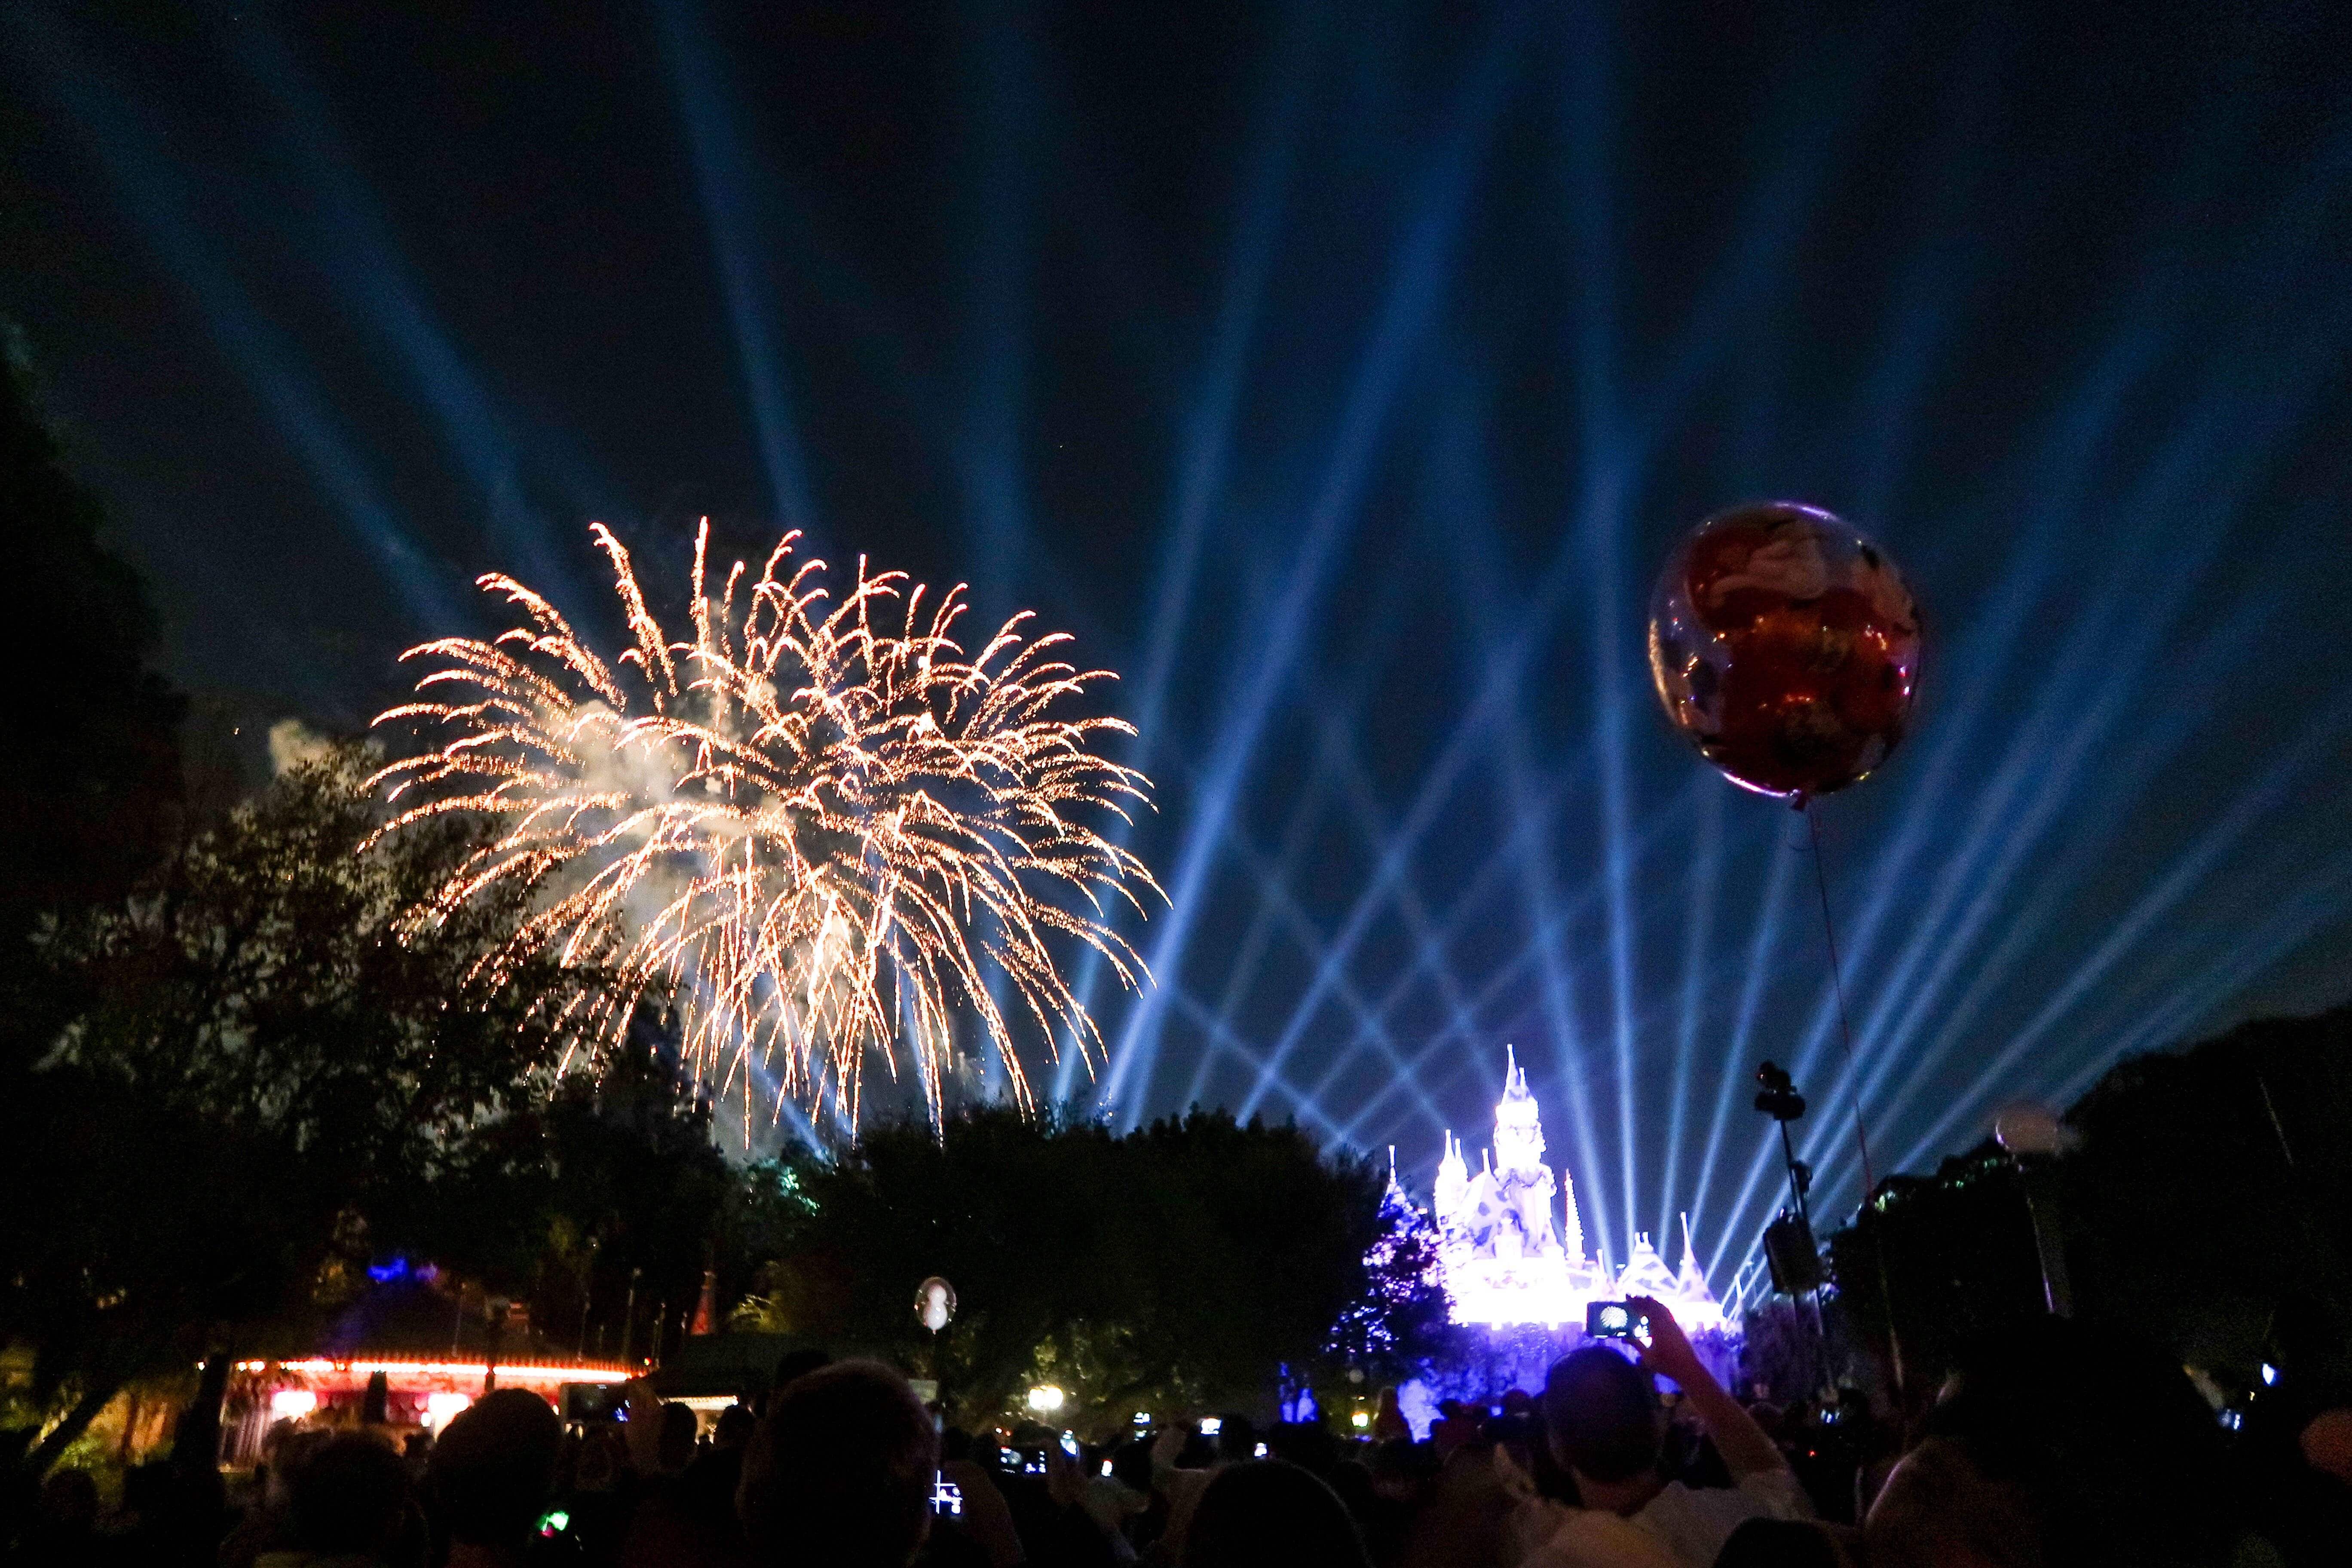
[1994,1102,2076,1318]
[423,1391,473,1429]
[269,1389,318,1422]
[1026,1385,1064,1415]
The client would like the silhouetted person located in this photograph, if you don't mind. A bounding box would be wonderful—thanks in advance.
[1865,1316,2233,1568]
[1265,1421,1338,1477]
[624,1405,760,1567]
[767,1348,830,1397]
[654,1403,698,1479]
[265,1431,417,1566]
[711,1405,754,1453]
[1531,1298,1807,1568]
[1180,1460,1370,1568]
[556,1427,636,1568]
[1213,1415,1258,1467]
[1371,1387,1412,1444]
[427,1389,565,1568]
[736,1360,938,1568]
[116,1457,223,1568]
[21,1466,99,1563]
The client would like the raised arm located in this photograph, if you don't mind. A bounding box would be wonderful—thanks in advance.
[1625,1296,1786,1480]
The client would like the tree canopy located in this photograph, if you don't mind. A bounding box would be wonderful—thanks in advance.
[0,327,187,1092]
[735,1105,1413,1430]
[0,745,609,1478]
[1825,1003,2352,1398]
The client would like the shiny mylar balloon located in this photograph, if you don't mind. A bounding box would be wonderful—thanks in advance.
[1647,502,1920,800]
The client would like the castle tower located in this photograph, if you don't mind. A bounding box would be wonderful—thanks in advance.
[1435,1131,1469,1225]
[1492,1044,1547,1173]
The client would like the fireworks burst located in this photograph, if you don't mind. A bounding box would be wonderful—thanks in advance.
[370,521,1160,1132]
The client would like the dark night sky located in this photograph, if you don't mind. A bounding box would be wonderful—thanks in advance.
[7,0,2351,1289]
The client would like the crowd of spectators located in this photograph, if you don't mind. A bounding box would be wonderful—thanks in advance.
[10,1296,2349,1568]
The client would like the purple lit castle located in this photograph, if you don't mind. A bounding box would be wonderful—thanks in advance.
[1430,1047,1725,1334]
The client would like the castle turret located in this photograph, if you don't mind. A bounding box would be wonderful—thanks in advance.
[1492,1045,1547,1173]
[1435,1131,1469,1225]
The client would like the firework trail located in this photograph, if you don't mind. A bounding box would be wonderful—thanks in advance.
[371,522,1160,1131]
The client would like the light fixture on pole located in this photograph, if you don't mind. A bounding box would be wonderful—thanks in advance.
[1993,1103,2076,1318]
[1754,1062,1823,1297]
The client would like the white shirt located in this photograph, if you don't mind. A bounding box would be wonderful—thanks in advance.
[1629,1470,1811,1568]
[1501,1451,1810,1568]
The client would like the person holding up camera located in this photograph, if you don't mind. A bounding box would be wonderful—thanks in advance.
[1512,1296,1811,1568]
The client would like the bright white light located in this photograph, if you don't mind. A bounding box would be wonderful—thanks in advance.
[2260,1363,2278,1386]
[269,1390,318,1421]
[1351,1412,1370,1429]
[1431,1064,1730,1337]
[423,1392,473,1429]
[1026,1385,1064,1415]
[1132,1411,1151,1425]
[1253,1442,1268,1458]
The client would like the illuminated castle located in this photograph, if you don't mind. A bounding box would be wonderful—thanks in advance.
[1431,1047,1725,1335]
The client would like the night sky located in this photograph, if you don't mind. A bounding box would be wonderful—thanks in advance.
[8,0,2351,1294]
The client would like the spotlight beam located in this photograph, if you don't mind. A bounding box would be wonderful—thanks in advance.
[657,0,818,534]
[1060,18,1308,1099]
[1701,162,2352,1273]
[1897,677,2352,1169]
[1554,1,1644,1262]
[12,10,461,631]
[1167,988,1351,1142]
[1694,94,2352,1264]
[1658,781,1725,1249]
[1103,6,1530,1125]
[2040,842,2352,1112]
[229,17,605,610]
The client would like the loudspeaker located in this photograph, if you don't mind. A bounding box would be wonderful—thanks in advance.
[1764,1212,1822,1294]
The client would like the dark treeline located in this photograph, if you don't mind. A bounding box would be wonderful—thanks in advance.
[1827,1004,2352,1402]
[741,1104,1446,1429]
[0,335,756,1493]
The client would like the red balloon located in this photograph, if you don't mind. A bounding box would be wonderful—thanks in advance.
[1648,502,1920,799]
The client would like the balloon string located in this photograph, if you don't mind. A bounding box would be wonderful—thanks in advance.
[1805,803,1878,1199]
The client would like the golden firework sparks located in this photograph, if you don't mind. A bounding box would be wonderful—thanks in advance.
[370,521,1160,1132]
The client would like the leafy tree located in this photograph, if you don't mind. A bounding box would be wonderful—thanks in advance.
[738,1106,1388,1430]
[1327,1170,1451,1382]
[0,744,604,1482]
[393,1038,802,1366]
[1823,1003,2352,1399]
[2063,1004,2352,1389]
[0,326,186,1065]
[1826,1141,2049,1391]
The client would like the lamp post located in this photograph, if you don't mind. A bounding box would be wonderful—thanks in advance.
[1753,1062,1823,1302]
[484,1297,509,1393]
[1994,1104,2074,1318]
[579,1237,601,1358]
